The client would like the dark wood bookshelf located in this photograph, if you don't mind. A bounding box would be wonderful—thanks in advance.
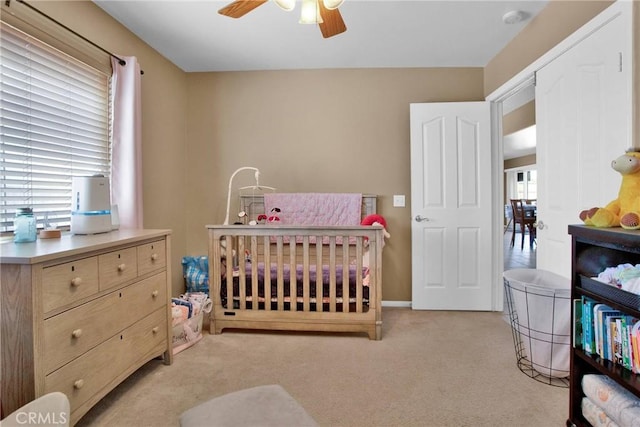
[568,225,640,426]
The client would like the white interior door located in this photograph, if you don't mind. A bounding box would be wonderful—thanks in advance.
[410,102,493,310]
[535,7,631,278]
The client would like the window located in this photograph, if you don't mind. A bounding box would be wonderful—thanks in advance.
[506,167,537,200]
[0,23,111,232]
[516,169,537,200]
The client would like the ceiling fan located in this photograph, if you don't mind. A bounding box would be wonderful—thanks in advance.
[218,0,347,38]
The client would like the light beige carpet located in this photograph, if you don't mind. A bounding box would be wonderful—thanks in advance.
[77,308,568,427]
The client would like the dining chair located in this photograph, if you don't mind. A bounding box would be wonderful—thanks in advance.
[504,204,513,234]
[510,199,537,249]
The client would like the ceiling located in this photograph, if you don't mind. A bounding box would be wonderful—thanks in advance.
[93,0,544,160]
[93,0,549,73]
[503,125,536,160]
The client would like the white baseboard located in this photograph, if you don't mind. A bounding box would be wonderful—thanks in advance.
[381,301,507,311]
[382,300,411,308]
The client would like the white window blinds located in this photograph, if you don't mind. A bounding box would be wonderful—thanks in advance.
[0,23,110,232]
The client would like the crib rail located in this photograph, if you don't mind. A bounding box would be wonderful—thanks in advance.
[207,225,383,339]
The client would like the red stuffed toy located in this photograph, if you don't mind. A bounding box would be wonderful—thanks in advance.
[361,214,391,239]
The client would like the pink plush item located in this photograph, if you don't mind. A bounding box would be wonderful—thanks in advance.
[360,214,390,240]
[361,214,387,229]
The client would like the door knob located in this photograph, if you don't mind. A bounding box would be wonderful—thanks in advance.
[415,215,429,222]
[536,221,545,230]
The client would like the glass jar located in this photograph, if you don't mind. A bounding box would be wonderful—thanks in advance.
[14,207,37,243]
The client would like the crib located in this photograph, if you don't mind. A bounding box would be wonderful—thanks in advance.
[207,224,383,340]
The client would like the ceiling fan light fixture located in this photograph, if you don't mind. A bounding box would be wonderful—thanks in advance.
[299,0,323,24]
[274,0,295,12]
[322,0,344,10]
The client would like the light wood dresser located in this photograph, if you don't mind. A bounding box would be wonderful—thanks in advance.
[0,229,173,425]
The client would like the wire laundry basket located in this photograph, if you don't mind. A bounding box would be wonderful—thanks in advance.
[503,268,571,388]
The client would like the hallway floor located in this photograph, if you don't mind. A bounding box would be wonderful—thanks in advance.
[504,229,536,270]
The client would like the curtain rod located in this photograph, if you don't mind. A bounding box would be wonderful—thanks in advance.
[10,0,144,75]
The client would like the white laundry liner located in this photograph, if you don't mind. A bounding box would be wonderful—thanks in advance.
[503,269,571,381]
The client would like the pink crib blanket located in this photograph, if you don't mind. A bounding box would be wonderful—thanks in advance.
[264,193,362,226]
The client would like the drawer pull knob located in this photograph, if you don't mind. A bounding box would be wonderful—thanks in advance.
[72,329,83,338]
[151,290,159,298]
[151,253,159,261]
[152,326,159,334]
[70,277,82,287]
[74,379,84,389]
[118,263,126,272]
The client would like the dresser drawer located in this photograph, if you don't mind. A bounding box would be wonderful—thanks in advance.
[98,247,138,290]
[43,272,167,373]
[42,257,99,313]
[137,240,166,276]
[124,272,167,320]
[44,308,168,417]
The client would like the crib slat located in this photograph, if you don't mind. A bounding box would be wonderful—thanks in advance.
[210,232,222,311]
[329,237,336,313]
[303,236,310,311]
[368,236,379,310]
[289,238,297,312]
[356,237,363,313]
[225,235,234,311]
[342,236,349,313]
[251,236,258,310]
[264,235,271,311]
[315,238,322,312]
[276,236,284,310]
[238,236,246,310]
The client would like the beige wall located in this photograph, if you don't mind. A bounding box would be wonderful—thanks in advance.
[30,1,189,295]
[503,101,535,137]
[504,155,537,171]
[21,0,628,301]
[185,69,484,301]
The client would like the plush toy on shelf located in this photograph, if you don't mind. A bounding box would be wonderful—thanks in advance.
[580,150,640,229]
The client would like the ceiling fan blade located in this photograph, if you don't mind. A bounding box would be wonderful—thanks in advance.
[218,0,268,18]
[318,1,346,38]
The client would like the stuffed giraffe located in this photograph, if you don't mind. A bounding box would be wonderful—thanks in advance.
[580,150,640,229]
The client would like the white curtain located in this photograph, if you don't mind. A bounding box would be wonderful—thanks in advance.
[110,56,143,229]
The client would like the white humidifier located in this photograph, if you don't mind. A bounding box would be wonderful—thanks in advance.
[71,175,112,235]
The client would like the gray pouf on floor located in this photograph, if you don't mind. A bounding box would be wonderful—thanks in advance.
[179,384,318,427]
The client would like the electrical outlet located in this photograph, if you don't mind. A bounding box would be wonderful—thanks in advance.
[393,195,405,208]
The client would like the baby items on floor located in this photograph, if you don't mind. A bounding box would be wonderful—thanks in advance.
[172,292,212,355]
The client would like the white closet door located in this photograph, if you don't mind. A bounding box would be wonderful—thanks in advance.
[535,7,631,278]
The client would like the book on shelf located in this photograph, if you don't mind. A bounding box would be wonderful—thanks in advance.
[632,321,640,373]
[603,312,622,361]
[611,317,624,366]
[574,298,583,349]
[582,296,596,354]
[593,304,618,357]
[575,298,640,369]
[622,316,631,369]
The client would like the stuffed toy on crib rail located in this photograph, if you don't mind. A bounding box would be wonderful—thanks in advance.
[580,150,640,229]
[360,214,390,270]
